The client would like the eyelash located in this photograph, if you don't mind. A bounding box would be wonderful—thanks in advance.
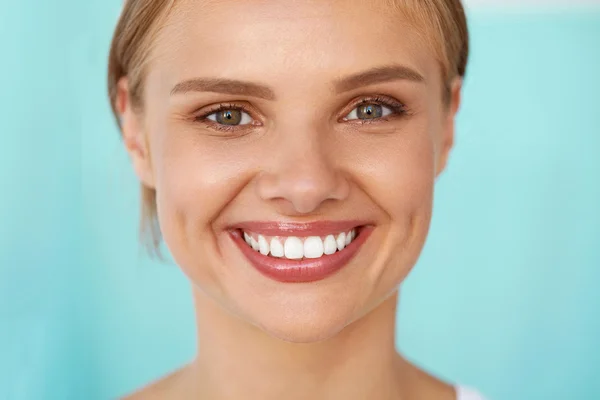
[193,96,409,132]
[193,103,255,133]
[342,95,408,125]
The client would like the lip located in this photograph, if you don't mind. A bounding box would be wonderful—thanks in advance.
[228,223,374,283]
[229,220,368,236]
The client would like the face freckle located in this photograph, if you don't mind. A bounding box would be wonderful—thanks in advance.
[136,0,457,342]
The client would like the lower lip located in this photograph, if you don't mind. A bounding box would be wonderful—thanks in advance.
[229,226,374,283]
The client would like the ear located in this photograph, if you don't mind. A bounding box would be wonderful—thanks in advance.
[435,77,462,178]
[116,77,156,188]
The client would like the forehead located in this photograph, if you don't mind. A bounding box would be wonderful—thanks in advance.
[148,0,438,91]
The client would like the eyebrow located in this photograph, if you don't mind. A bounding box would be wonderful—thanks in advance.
[334,64,425,93]
[170,64,425,99]
[170,78,276,100]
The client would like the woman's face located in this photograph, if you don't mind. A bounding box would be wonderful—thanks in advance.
[123,0,459,342]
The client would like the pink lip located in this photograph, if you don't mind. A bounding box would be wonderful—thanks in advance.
[229,220,369,236]
[228,223,374,283]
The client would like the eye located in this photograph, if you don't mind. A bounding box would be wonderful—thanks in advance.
[206,109,253,126]
[344,103,393,121]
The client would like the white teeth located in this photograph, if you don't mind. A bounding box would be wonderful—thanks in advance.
[250,236,259,251]
[270,237,284,257]
[304,236,324,259]
[242,228,359,259]
[258,235,269,255]
[284,237,304,259]
[323,235,337,255]
[336,232,346,251]
[345,230,352,246]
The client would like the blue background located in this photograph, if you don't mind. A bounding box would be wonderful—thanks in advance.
[1,1,599,399]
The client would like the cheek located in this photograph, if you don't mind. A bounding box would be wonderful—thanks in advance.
[388,138,435,220]
[384,134,435,266]
[149,125,255,271]
[346,122,437,290]
[348,126,436,222]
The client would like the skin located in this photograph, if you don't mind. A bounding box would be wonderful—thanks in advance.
[117,0,462,399]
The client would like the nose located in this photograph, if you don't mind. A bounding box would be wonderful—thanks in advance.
[255,129,350,215]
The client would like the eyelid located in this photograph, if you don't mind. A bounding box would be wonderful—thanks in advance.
[192,102,264,134]
[194,102,257,121]
[189,95,408,134]
[339,94,408,122]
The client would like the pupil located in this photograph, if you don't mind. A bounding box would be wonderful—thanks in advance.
[358,104,382,119]
[216,109,242,125]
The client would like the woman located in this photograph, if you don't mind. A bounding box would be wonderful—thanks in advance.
[108,0,486,398]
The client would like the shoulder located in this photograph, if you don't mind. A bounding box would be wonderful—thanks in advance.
[455,385,489,400]
[120,366,189,400]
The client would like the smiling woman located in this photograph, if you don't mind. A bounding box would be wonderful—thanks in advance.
[107,0,485,399]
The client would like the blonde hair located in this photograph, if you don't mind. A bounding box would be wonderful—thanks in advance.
[107,0,469,254]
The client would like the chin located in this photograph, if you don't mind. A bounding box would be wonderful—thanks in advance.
[254,312,351,344]
[239,290,364,344]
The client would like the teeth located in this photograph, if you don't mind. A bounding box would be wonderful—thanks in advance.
[250,236,259,251]
[258,235,269,255]
[323,235,337,255]
[284,237,304,259]
[304,236,324,259]
[270,238,284,257]
[242,228,359,260]
[336,232,346,251]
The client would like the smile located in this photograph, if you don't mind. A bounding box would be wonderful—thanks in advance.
[228,221,373,283]
[242,228,358,259]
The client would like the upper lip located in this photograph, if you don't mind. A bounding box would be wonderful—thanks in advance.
[229,220,370,236]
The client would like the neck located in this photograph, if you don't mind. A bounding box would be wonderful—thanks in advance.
[188,289,409,400]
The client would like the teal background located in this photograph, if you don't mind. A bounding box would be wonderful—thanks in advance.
[1,1,599,399]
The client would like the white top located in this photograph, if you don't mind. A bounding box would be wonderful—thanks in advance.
[456,385,487,400]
